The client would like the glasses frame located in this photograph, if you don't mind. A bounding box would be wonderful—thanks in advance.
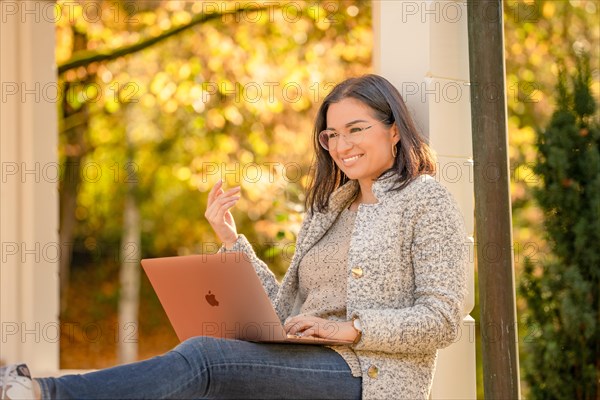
[318,124,375,151]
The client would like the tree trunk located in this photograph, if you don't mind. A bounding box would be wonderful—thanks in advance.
[117,104,141,363]
[59,29,91,314]
[118,190,141,363]
[58,132,83,313]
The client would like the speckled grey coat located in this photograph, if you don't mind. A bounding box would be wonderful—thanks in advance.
[226,173,468,400]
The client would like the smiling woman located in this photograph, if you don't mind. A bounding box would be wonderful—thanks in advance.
[323,99,396,185]
[307,75,437,213]
[3,75,467,400]
[204,74,467,400]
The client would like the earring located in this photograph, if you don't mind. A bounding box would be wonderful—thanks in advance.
[392,144,398,158]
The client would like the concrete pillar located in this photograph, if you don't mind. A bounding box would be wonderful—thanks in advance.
[0,1,60,371]
[373,1,476,398]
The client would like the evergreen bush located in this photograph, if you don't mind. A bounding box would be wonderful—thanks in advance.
[520,53,599,400]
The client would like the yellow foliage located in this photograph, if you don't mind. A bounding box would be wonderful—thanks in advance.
[543,2,555,18]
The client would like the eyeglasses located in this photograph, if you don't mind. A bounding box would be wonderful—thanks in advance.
[318,125,374,151]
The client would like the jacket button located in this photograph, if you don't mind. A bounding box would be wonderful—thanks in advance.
[367,365,379,379]
[351,266,363,278]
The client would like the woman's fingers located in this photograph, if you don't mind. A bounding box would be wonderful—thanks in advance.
[205,185,241,217]
[284,316,341,339]
[285,320,315,336]
[207,179,222,205]
[284,316,320,334]
[206,193,240,221]
[213,196,240,221]
[205,195,239,226]
[298,327,317,337]
[204,181,242,245]
[207,182,239,207]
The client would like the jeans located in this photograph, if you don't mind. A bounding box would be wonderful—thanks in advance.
[37,336,362,399]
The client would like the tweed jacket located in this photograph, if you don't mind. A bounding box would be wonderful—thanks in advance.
[226,173,468,399]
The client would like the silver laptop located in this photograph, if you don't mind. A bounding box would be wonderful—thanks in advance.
[141,252,354,345]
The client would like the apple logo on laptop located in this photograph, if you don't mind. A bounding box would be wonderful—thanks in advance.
[205,291,219,306]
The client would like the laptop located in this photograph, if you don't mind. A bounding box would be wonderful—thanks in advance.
[141,252,354,346]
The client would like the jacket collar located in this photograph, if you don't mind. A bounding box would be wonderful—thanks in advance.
[300,172,403,254]
[326,171,401,213]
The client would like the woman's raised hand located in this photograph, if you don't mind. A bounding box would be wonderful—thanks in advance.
[205,179,241,249]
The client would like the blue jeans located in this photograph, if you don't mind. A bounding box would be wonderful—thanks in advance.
[37,336,362,399]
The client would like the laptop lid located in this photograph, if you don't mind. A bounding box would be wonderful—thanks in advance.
[141,252,355,345]
[142,252,287,342]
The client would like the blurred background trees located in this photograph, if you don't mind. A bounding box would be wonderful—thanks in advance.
[519,53,599,400]
[503,1,599,398]
[55,1,599,397]
[56,0,372,367]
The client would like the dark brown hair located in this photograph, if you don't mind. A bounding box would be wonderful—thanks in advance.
[305,74,436,213]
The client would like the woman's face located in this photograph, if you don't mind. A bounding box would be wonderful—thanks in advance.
[325,97,399,184]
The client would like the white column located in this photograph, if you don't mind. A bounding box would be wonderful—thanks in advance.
[0,1,60,371]
[373,1,476,399]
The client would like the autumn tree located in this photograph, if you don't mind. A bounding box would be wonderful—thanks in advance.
[56,0,373,368]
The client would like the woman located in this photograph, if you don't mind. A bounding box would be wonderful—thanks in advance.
[1,74,467,399]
